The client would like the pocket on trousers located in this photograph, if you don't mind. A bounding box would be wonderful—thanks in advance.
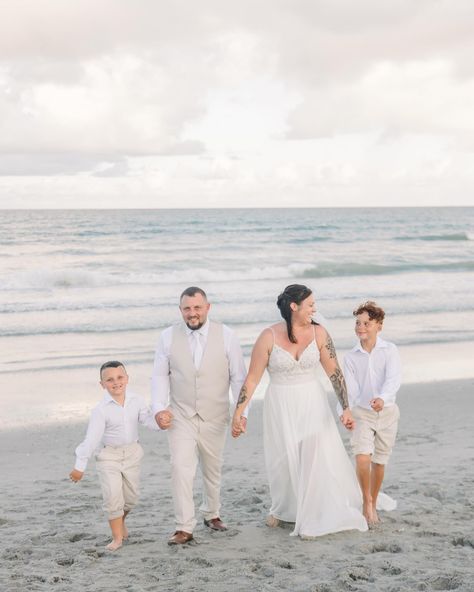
[95,447,107,462]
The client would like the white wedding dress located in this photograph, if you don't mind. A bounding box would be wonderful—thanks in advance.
[263,338,369,537]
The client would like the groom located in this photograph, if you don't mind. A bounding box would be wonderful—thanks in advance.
[151,286,247,544]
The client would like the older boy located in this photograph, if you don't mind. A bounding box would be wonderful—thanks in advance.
[342,302,401,525]
[69,361,169,551]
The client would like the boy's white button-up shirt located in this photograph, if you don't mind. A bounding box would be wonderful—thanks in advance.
[74,390,159,472]
[339,337,401,415]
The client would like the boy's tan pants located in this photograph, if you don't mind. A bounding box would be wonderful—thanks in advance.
[95,442,144,520]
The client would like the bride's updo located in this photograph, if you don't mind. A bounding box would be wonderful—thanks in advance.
[277,284,314,343]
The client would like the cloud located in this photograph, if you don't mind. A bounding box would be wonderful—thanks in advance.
[286,60,474,141]
[1,1,474,205]
[0,153,127,176]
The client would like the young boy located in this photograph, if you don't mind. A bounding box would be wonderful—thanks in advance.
[342,302,401,525]
[69,361,170,551]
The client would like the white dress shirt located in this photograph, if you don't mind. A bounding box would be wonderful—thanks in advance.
[151,319,248,417]
[74,390,159,472]
[339,337,401,415]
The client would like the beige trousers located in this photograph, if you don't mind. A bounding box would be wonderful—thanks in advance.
[168,408,228,533]
[95,442,144,520]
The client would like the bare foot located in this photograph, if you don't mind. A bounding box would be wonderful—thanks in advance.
[371,506,381,524]
[122,521,129,540]
[362,501,375,526]
[266,514,280,528]
[106,538,123,551]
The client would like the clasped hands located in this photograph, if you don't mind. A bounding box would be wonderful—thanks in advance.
[231,414,247,438]
[155,409,173,430]
[339,408,355,431]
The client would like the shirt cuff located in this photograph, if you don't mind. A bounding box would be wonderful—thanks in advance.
[74,457,88,472]
[378,393,395,404]
[152,404,168,415]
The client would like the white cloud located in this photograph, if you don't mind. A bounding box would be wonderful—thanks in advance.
[286,60,474,141]
[0,0,473,206]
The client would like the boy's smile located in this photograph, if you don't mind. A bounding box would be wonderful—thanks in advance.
[355,311,382,345]
[100,366,129,399]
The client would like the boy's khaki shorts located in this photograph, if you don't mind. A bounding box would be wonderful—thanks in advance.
[350,404,400,465]
[95,441,144,519]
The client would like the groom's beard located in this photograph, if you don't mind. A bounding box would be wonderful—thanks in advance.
[185,321,205,331]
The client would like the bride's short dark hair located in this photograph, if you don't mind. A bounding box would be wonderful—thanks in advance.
[277,284,314,343]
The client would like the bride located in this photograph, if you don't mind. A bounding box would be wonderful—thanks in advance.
[232,284,368,537]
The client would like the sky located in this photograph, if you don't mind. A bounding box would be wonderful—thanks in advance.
[1,0,474,208]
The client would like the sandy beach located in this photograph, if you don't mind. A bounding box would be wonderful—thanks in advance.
[1,378,473,592]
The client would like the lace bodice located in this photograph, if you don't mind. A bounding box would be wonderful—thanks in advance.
[268,340,320,385]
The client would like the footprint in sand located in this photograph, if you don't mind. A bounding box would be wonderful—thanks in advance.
[428,574,463,590]
[337,565,373,589]
[452,536,474,548]
[371,542,403,553]
[310,585,332,592]
[186,556,213,567]
[25,574,47,583]
[3,547,33,562]
[56,557,75,566]
[381,561,402,575]
[69,532,89,542]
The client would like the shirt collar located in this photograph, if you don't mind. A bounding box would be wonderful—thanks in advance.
[103,389,134,405]
[352,336,388,353]
[185,318,210,338]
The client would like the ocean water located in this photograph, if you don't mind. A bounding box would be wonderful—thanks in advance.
[1,207,473,426]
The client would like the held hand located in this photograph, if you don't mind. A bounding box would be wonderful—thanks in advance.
[370,397,384,412]
[69,469,84,483]
[340,409,355,431]
[231,413,245,438]
[155,409,173,430]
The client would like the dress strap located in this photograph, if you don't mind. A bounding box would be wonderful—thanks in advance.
[268,326,276,355]
[269,326,276,345]
[313,322,323,352]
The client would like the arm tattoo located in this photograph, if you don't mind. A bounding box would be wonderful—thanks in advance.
[236,385,248,407]
[329,367,349,410]
[325,335,337,359]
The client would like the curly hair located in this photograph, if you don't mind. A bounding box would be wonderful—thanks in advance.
[353,301,385,323]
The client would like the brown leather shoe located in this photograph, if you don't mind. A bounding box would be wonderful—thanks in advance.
[204,517,228,531]
[167,530,194,545]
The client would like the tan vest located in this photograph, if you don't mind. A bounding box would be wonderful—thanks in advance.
[169,321,230,421]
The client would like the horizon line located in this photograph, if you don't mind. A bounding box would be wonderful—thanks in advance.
[1,204,473,211]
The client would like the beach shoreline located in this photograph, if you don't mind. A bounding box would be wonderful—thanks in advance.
[1,378,473,591]
[2,337,474,429]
